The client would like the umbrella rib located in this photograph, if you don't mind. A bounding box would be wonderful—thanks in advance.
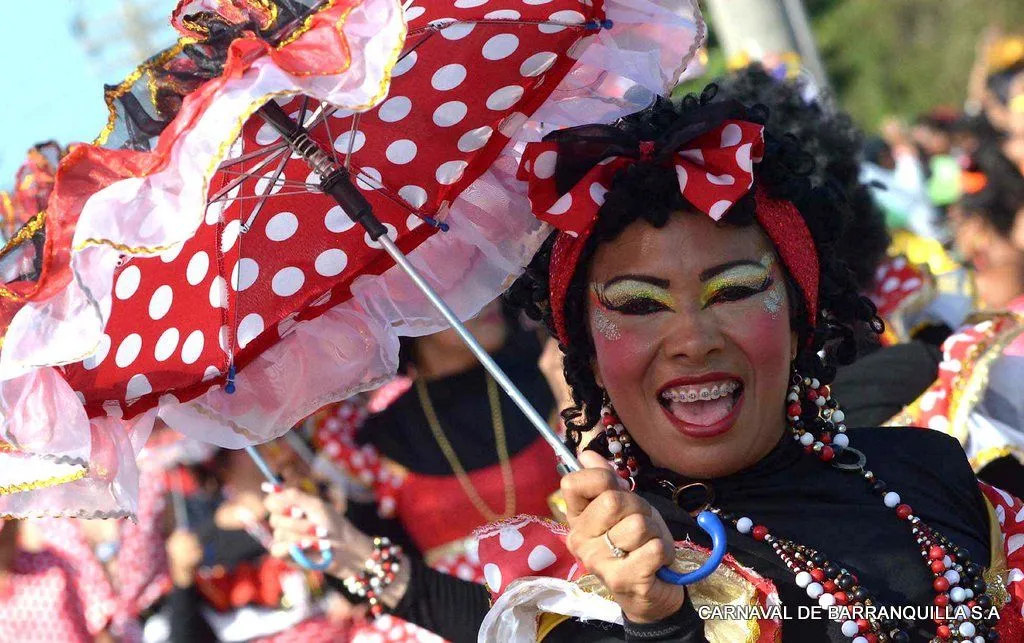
[217,141,290,170]
[242,151,291,232]
[319,101,343,167]
[344,112,362,171]
[209,148,288,204]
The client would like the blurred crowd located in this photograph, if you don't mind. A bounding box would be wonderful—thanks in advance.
[1,26,1023,643]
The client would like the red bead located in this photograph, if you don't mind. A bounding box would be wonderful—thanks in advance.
[928,545,945,560]
[787,403,802,418]
[823,580,837,593]
[933,577,950,592]
[820,446,835,462]
[934,593,949,607]
[602,414,617,426]
[616,467,630,479]
[856,619,869,632]
[803,446,814,454]
[820,385,831,397]
[834,591,848,605]
[807,389,818,401]
[936,625,951,640]
[930,559,946,573]
[752,525,768,541]
[896,504,913,520]
[808,568,824,582]
[626,457,638,469]
[820,433,831,444]
[864,634,878,643]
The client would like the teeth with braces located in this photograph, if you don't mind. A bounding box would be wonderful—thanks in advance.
[661,381,740,403]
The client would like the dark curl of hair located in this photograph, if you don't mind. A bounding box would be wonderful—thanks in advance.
[505,86,883,455]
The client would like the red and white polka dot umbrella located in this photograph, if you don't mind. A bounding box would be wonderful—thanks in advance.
[61,0,611,442]
[1,0,704,520]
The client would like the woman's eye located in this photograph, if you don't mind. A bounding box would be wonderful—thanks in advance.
[611,298,671,315]
[704,282,769,307]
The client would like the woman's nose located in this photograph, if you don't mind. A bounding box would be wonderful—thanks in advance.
[660,305,726,364]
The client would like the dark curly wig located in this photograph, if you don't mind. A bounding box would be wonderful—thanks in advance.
[505,86,882,455]
[715,65,891,292]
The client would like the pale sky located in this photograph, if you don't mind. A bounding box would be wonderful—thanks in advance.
[0,0,176,187]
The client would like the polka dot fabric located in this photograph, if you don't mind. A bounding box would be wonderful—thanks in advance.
[977,483,1024,640]
[60,0,602,422]
[0,549,97,642]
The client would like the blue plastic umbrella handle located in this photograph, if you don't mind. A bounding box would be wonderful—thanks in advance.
[655,511,727,585]
[288,544,335,571]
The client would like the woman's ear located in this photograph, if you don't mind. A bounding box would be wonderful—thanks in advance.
[790,331,799,361]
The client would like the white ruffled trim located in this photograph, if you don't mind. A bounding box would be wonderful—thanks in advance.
[478,576,623,643]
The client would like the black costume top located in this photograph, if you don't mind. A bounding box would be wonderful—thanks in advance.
[391,427,992,642]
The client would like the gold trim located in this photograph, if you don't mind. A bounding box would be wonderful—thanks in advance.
[971,445,1024,471]
[982,495,1010,609]
[71,237,181,254]
[276,0,338,49]
[0,211,47,301]
[95,41,192,147]
[950,316,1024,442]
[537,613,571,641]
[0,467,88,496]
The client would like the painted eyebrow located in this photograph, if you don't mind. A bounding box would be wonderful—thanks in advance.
[602,274,670,289]
[698,260,766,282]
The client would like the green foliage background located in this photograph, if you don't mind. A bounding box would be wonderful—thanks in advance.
[810,0,1024,128]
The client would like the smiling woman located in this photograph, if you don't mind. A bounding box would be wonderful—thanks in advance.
[260,90,1024,643]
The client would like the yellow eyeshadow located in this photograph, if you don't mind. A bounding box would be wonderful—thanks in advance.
[700,265,771,308]
[595,280,676,310]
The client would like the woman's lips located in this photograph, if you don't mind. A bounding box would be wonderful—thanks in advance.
[659,387,744,439]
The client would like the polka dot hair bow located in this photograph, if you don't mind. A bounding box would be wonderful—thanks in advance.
[518,100,820,346]
[517,117,765,238]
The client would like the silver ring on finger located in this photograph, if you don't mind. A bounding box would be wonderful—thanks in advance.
[604,532,627,559]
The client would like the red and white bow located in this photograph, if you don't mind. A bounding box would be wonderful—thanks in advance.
[517,120,766,238]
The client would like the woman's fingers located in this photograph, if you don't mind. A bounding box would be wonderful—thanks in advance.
[571,490,653,539]
[561,466,630,519]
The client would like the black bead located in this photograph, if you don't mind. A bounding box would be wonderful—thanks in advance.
[837,575,853,590]
[977,594,992,609]
[965,562,982,578]
[986,629,1000,641]
[823,563,839,577]
[811,553,826,566]
[853,587,868,601]
[972,579,987,594]
[871,480,887,494]
[957,548,972,564]
[889,630,909,643]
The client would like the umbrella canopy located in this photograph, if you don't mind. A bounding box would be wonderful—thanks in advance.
[0,0,704,518]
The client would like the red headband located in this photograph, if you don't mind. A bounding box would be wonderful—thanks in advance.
[517,120,820,345]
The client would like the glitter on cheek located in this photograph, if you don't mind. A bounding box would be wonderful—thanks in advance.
[592,308,622,341]
[763,282,784,318]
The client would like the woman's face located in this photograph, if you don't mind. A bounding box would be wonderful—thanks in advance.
[952,210,1024,309]
[587,211,795,479]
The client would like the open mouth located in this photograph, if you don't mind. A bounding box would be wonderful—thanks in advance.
[658,377,744,438]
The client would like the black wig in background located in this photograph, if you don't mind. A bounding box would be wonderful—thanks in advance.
[715,65,891,293]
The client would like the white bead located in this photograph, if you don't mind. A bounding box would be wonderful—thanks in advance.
[943,555,953,568]
[833,434,850,449]
[810,378,820,389]
[958,622,976,637]
[795,571,813,588]
[883,492,901,508]
[818,592,836,608]
[800,432,815,446]
[608,440,623,455]
[944,569,960,584]
[832,410,845,423]
[806,582,824,599]
[736,517,753,534]
[841,620,860,637]
[974,637,986,643]
[950,586,966,603]
[852,637,868,643]
[815,396,827,407]
[964,589,974,599]
[788,392,799,402]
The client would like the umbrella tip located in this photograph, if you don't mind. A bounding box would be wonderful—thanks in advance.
[225,364,237,394]
[585,19,614,31]
[423,216,450,232]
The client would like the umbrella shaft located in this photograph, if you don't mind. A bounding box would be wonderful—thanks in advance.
[245,445,282,484]
[377,235,581,473]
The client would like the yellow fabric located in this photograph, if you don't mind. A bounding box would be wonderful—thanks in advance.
[983,495,1011,609]
[536,613,571,642]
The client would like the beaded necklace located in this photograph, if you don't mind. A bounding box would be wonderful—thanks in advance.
[601,374,1003,642]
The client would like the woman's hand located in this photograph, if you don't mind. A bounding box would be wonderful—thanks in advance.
[263,487,411,608]
[562,451,685,624]
[166,529,204,588]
